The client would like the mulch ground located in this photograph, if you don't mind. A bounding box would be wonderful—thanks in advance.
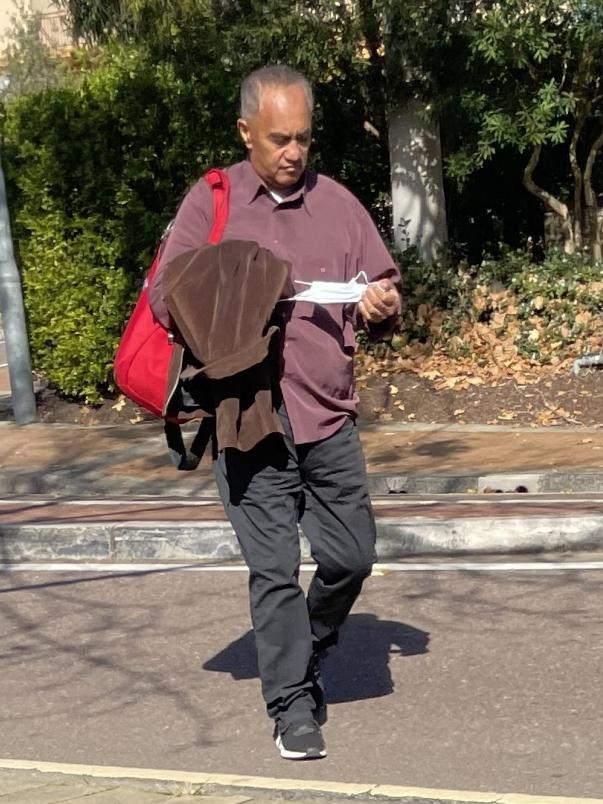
[358,367,603,427]
[6,365,600,428]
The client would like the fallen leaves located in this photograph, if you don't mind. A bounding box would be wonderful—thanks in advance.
[356,280,602,399]
[355,274,602,427]
[533,295,545,311]
[576,310,592,325]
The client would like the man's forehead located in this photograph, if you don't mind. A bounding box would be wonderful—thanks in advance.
[259,82,306,101]
[267,125,312,136]
[257,84,310,114]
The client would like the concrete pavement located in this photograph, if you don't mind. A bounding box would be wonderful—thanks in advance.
[0,421,602,498]
[1,566,602,799]
[2,762,603,804]
[0,418,601,560]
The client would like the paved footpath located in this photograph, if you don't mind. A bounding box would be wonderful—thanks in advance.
[1,763,602,804]
[0,421,602,497]
[1,566,602,801]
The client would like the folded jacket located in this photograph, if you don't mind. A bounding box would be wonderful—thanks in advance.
[162,239,293,452]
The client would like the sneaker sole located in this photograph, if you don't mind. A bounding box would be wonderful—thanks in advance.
[275,734,327,760]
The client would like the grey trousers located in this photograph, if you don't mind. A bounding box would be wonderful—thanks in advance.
[213,410,377,728]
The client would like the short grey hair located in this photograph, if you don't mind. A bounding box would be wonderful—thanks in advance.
[240,65,314,119]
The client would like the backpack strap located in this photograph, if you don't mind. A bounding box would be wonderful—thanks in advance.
[165,167,230,470]
[165,417,215,471]
[205,168,230,244]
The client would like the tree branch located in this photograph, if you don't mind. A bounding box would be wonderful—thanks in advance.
[523,145,569,220]
[584,127,603,185]
[583,126,603,260]
[569,109,586,246]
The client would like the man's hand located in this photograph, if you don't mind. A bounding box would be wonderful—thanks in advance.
[358,278,400,324]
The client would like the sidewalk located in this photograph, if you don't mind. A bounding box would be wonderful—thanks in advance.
[0,420,602,561]
[2,760,602,804]
[0,420,602,498]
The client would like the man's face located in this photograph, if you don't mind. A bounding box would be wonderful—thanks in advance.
[238,83,312,191]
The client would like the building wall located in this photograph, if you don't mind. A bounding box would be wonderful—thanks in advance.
[0,0,17,38]
[0,0,66,44]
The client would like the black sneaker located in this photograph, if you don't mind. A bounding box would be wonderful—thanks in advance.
[274,719,327,760]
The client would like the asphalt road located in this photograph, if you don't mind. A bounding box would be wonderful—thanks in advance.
[0,565,601,799]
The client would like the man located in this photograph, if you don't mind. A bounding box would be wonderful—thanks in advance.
[150,65,401,760]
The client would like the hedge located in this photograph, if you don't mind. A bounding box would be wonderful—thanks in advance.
[1,37,388,402]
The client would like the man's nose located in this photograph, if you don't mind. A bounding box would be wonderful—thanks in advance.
[284,140,302,162]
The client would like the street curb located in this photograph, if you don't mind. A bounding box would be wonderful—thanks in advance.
[0,759,601,804]
[369,471,603,494]
[1,470,602,497]
[2,514,603,561]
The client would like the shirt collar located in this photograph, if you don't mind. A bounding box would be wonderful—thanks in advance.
[241,159,315,216]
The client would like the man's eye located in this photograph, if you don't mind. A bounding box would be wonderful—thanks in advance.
[272,137,289,147]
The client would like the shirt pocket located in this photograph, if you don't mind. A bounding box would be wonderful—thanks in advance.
[292,253,351,285]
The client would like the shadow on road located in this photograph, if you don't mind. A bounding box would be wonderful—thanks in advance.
[202,612,429,704]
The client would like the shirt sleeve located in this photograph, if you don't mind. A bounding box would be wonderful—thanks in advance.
[354,201,402,339]
[148,178,213,327]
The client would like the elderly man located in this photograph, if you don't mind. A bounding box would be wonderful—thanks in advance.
[150,65,401,760]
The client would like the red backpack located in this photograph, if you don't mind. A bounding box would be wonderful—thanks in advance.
[114,168,230,467]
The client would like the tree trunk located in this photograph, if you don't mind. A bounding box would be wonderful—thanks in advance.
[583,127,603,263]
[388,101,448,261]
[357,0,388,126]
[523,145,574,253]
[569,113,585,248]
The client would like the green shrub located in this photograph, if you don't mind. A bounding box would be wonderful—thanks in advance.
[509,250,603,361]
[20,209,130,402]
[1,45,243,402]
[2,30,389,401]
[385,246,602,366]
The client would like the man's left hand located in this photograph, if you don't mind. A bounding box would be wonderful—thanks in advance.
[358,278,400,324]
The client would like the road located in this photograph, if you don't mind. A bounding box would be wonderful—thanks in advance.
[0,563,601,800]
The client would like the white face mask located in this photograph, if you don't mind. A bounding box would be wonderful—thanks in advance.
[282,271,372,305]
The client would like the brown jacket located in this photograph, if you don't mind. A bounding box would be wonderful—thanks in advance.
[162,239,293,452]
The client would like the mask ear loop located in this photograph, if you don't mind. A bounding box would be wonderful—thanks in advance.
[353,271,369,284]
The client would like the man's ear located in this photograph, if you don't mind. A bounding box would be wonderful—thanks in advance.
[237,118,252,151]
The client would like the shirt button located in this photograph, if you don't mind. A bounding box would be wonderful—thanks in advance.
[320,267,326,273]
[273,239,279,244]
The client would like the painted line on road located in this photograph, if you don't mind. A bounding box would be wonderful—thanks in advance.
[3,561,603,573]
[0,758,601,804]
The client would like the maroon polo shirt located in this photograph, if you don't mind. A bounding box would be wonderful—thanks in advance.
[150,160,400,444]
